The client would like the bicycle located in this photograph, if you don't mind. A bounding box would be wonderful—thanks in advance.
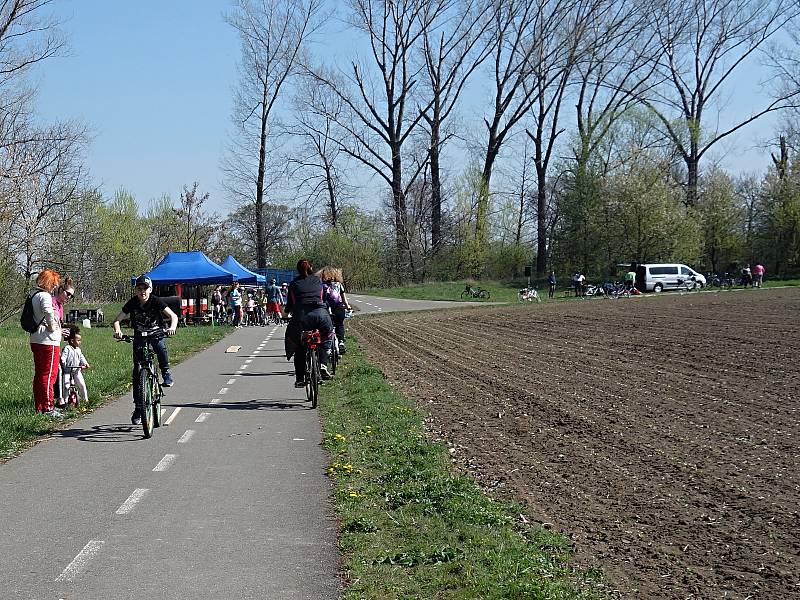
[517,286,540,302]
[118,330,165,438]
[62,366,83,408]
[609,282,631,299]
[461,284,490,299]
[301,329,322,409]
[329,330,340,376]
[677,274,699,293]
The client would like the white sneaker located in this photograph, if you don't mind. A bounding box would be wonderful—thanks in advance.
[320,364,332,380]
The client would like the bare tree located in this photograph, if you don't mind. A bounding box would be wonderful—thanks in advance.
[224,0,324,268]
[419,0,495,252]
[2,119,87,279]
[174,182,219,252]
[287,78,350,227]
[308,0,443,279]
[646,0,800,206]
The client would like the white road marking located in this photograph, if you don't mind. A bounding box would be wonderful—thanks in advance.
[253,350,260,354]
[177,430,195,444]
[195,412,211,423]
[227,378,236,384]
[116,488,149,515]
[244,359,252,364]
[219,387,228,394]
[209,398,220,405]
[55,540,105,582]
[235,370,242,375]
[239,364,249,369]
[293,438,305,441]
[164,407,182,426]
[153,454,178,472]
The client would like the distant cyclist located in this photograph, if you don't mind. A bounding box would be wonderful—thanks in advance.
[284,259,333,387]
[112,275,178,425]
[318,266,352,355]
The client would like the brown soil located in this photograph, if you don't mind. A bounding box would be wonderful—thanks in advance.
[350,288,800,599]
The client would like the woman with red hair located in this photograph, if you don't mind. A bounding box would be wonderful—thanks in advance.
[284,259,333,388]
[28,268,66,417]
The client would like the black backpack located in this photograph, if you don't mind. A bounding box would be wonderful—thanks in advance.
[20,291,45,333]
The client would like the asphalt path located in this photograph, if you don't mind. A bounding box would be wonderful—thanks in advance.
[0,295,479,599]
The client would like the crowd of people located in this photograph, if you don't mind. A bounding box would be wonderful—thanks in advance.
[25,260,354,419]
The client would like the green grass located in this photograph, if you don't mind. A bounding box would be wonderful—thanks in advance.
[359,280,545,304]
[320,342,609,599]
[0,306,231,459]
[358,277,800,303]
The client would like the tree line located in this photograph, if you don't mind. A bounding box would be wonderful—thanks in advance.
[3,0,800,312]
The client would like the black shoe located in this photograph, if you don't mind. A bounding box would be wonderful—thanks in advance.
[131,408,142,425]
[294,380,305,388]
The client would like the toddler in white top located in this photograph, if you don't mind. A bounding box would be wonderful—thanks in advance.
[61,329,91,404]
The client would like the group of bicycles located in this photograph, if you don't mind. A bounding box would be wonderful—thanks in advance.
[581,281,635,299]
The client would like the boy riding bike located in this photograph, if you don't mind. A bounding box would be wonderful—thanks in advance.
[112,275,178,424]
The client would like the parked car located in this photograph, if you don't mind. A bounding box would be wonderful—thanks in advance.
[637,263,706,292]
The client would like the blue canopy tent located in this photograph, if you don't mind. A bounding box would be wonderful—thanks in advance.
[133,251,237,285]
[220,255,266,285]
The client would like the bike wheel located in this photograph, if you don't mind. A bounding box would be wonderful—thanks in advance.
[68,387,79,408]
[153,383,162,428]
[479,290,490,299]
[460,291,470,299]
[330,343,338,376]
[138,369,154,439]
[305,350,313,402]
[309,351,319,409]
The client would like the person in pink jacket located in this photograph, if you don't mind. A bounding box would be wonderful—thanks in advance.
[753,263,765,288]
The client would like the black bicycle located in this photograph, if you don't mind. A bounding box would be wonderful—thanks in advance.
[461,284,490,299]
[301,329,322,409]
[119,330,165,438]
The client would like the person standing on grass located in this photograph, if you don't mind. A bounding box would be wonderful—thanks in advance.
[52,277,75,406]
[28,268,69,417]
[753,263,765,288]
[548,271,556,299]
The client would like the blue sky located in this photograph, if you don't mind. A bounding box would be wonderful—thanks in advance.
[34,1,780,216]
[36,1,240,212]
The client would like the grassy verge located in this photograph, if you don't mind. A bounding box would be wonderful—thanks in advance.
[320,342,607,599]
[0,308,231,459]
[358,277,800,303]
[358,280,540,304]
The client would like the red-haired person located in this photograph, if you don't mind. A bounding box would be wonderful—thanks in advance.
[28,268,67,417]
[284,259,334,387]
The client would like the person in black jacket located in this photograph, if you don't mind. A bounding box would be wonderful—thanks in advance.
[284,259,333,387]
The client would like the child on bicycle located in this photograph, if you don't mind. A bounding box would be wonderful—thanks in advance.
[318,266,352,355]
[112,275,178,425]
[61,327,91,405]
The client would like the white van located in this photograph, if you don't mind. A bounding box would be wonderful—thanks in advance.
[638,264,706,292]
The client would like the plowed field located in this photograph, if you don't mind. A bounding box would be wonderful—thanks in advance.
[350,288,800,599]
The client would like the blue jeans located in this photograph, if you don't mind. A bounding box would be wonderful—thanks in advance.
[132,335,170,383]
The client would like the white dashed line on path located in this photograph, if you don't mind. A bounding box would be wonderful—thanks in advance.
[164,407,181,426]
[244,359,252,364]
[116,488,149,515]
[239,364,249,369]
[195,412,211,423]
[55,540,105,582]
[253,350,260,354]
[209,398,220,405]
[177,430,195,444]
[153,454,178,472]
[227,378,236,385]
[219,387,228,394]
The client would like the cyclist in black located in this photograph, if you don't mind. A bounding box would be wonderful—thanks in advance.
[112,275,178,424]
[284,259,333,387]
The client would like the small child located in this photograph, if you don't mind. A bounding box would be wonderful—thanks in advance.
[245,293,257,326]
[61,328,91,405]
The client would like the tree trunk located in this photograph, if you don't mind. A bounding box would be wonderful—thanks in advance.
[324,159,337,228]
[686,145,699,207]
[255,103,269,269]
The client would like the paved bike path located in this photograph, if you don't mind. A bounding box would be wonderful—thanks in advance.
[0,324,339,600]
